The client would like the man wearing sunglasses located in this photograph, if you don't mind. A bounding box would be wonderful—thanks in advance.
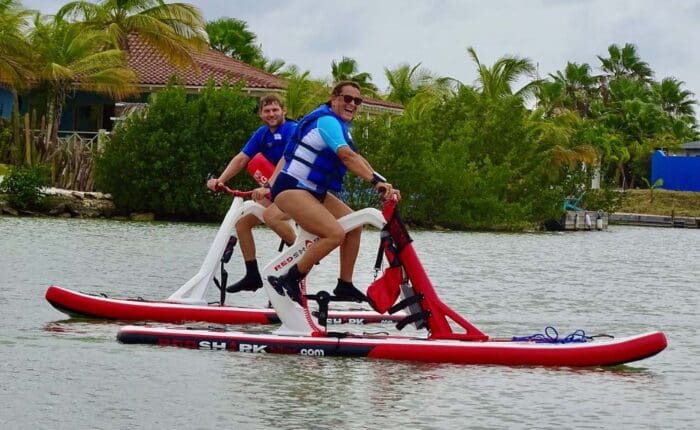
[267,81,400,305]
[207,95,297,294]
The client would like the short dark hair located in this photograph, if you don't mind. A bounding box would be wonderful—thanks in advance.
[326,81,361,107]
[330,81,361,97]
[259,94,285,112]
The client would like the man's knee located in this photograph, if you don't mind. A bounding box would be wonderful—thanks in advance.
[346,226,362,239]
[263,208,283,225]
[327,225,346,247]
[236,214,259,233]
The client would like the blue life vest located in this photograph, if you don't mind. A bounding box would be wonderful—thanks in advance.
[283,105,355,193]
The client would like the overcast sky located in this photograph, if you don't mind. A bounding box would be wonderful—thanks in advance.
[21,0,700,110]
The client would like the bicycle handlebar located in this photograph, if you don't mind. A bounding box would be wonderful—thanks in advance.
[214,184,255,198]
[214,184,273,199]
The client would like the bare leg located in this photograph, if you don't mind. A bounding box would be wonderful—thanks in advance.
[262,204,296,246]
[274,190,345,274]
[269,191,368,304]
[322,194,360,283]
[236,213,261,262]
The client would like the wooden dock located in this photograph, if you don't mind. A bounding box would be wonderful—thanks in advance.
[555,211,700,230]
[609,212,700,228]
[560,210,608,231]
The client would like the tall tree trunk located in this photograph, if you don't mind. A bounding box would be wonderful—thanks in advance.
[43,98,55,159]
[44,89,66,186]
[24,113,32,165]
[617,163,626,190]
[44,88,65,152]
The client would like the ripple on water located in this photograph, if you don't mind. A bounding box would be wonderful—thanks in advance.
[0,218,698,428]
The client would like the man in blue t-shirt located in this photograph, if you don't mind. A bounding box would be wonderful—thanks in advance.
[207,95,297,293]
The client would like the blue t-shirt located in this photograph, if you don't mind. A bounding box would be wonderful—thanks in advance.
[242,120,297,164]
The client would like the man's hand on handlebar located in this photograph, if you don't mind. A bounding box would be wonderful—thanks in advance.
[206,178,223,192]
[375,182,401,201]
[251,186,271,201]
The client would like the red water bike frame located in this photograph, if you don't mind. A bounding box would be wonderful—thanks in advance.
[380,199,488,341]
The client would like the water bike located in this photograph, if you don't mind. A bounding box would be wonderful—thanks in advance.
[45,181,401,326]
[117,197,667,367]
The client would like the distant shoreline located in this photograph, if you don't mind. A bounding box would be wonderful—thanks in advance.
[615,189,700,218]
[2,188,699,228]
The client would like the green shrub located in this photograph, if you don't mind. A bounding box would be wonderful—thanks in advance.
[0,118,14,164]
[95,80,260,220]
[353,89,565,230]
[0,164,50,210]
[581,186,624,213]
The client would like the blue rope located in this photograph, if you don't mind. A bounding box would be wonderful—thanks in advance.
[512,326,590,343]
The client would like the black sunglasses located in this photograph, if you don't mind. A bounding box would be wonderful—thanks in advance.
[338,94,363,106]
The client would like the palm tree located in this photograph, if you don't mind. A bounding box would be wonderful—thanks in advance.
[29,14,138,157]
[254,57,287,76]
[651,77,696,119]
[466,47,538,100]
[550,62,597,117]
[527,111,597,182]
[534,80,565,118]
[0,0,33,86]
[206,17,263,64]
[282,65,328,119]
[597,43,653,83]
[330,56,378,97]
[384,63,426,105]
[598,78,673,188]
[649,77,698,143]
[205,17,289,76]
[57,0,208,68]
[0,0,35,164]
[384,62,456,105]
[596,131,629,189]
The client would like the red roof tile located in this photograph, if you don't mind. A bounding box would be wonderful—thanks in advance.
[126,33,284,90]
[124,34,403,112]
[362,96,403,110]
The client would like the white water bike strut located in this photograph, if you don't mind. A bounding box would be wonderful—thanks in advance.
[167,188,388,336]
[167,195,267,305]
[261,207,387,336]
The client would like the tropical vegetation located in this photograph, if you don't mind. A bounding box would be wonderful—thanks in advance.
[205,17,285,74]
[95,80,260,220]
[0,0,210,185]
[57,0,208,67]
[0,1,698,229]
[0,163,49,210]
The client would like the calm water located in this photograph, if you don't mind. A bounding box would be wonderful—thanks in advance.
[0,215,698,429]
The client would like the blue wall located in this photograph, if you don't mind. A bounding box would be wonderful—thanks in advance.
[0,88,13,119]
[651,150,700,192]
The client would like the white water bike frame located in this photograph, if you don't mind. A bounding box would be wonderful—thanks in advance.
[261,206,386,336]
[167,195,387,336]
[167,197,266,305]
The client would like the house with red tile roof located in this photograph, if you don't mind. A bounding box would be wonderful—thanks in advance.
[0,33,403,133]
[56,33,288,134]
[125,34,284,95]
[122,33,403,118]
